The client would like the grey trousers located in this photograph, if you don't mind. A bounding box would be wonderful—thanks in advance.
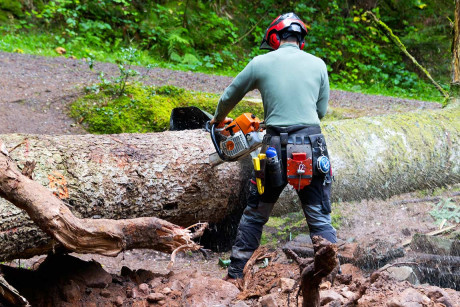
[227,172,336,278]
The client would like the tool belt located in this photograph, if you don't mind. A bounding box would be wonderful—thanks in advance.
[265,125,330,190]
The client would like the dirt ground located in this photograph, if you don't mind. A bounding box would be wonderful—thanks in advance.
[0,51,441,135]
[0,51,458,306]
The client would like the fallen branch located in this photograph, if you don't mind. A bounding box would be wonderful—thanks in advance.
[401,225,458,247]
[0,148,206,259]
[365,11,449,100]
[232,12,269,46]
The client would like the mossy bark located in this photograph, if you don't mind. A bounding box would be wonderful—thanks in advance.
[451,0,460,99]
[0,107,458,260]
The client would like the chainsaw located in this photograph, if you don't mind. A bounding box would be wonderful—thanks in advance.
[206,113,265,165]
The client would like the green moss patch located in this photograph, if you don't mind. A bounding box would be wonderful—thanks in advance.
[261,204,343,248]
[70,83,264,134]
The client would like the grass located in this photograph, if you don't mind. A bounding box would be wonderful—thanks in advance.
[261,206,343,248]
[332,81,446,104]
[0,28,446,103]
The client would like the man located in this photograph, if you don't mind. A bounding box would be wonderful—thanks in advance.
[210,12,336,280]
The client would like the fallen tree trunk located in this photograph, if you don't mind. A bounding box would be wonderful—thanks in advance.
[0,151,204,260]
[0,107,459,261]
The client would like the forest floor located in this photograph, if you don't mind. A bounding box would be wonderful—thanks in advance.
[0,51,459,306]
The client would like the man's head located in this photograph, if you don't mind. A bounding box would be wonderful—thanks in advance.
[260,12,307,51]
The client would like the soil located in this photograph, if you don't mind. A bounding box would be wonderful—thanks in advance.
[0,51,458,306]
[0,51,441,135]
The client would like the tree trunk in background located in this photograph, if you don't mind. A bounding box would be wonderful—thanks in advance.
[0,107,459,261]
[452,0,460,98]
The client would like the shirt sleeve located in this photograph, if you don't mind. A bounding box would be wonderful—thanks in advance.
[214,60,256,122]
[316,63,330,119]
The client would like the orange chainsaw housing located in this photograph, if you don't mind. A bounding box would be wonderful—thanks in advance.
[220,113,262,136]
[286,152,313,190]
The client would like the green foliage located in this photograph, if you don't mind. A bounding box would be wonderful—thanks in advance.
[0,0,22,21]
[0,0,453,102]
[70,83,264,134]
[430,198,460,225]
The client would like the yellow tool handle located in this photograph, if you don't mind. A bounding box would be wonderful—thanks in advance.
[252,157,264,195]
[253,154,265,195]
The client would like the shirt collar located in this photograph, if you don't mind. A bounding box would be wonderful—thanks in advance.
[278,43,300,50]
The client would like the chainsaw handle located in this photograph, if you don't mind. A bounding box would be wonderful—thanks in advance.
[205,120,224,132]
[207,121,228,161]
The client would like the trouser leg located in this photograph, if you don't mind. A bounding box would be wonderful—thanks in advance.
[297,173,337,243]
[228,177,285,278]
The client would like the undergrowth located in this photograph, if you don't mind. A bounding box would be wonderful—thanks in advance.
[0,29,446,103]
[70,83,264,134]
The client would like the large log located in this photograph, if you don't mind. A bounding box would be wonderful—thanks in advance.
[0,149,205,258]
[0,107,459,261]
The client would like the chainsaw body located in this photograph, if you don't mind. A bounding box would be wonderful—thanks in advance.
[209,113,264,164]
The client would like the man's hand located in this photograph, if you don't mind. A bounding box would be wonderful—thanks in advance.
[210,117,233,128]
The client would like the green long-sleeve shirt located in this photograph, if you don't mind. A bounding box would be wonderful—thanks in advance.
[214,43,329,126]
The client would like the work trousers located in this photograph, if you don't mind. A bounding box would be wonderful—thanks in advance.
[228,126,337,279]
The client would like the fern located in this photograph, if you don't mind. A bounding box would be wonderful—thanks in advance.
[166,28,190,57]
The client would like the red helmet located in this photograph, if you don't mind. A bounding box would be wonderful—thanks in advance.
[260,12,308,51]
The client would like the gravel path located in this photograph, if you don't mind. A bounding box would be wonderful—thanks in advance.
[0,52,441,135]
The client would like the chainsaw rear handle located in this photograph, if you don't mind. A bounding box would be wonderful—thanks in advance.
[206,120,229,161]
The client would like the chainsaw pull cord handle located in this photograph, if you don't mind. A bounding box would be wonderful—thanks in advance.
[207,121,228,161]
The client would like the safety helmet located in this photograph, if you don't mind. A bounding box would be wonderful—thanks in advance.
[260,12,307,51]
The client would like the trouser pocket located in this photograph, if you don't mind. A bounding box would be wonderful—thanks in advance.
[321,172,332,214]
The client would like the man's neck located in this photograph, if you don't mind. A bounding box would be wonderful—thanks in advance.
[280,41,299,47]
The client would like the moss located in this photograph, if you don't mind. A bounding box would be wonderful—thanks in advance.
[260,211,312,248]
[322,106,460,201]
[71,83,265,134]
[265,216,289,228]
[323,107,366,121]
[330,202,343,229]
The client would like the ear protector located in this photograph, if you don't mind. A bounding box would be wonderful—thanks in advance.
[268,31,305,50]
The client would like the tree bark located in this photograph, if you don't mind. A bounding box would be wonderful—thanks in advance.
[300,237,338,307]
[285,237,338,307]
[0,107,458,261]
[452,0,460,99]
[0,151,204,260]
